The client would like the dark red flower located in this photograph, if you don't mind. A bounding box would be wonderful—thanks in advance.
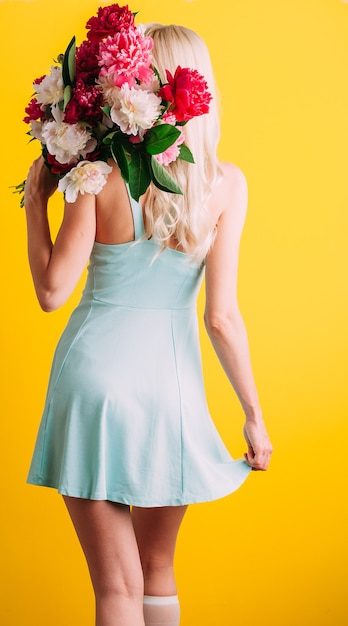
[23,97,45,124]
[86,3,134,43]
[159,66,212,122]
[33,75,46,86]
[45,152,73,174]
[76,40,101,83]
[64,79,103,125]
[45,150,101,174]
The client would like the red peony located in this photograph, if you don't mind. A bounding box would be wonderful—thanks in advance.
[86,3,134,43]
[76,40,101,83]
[158,66,212,122]
[45,152,75,174]
[64,79,103,125]
[23,98,45,124]
[33,75,46,86]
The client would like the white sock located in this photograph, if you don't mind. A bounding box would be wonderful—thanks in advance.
[143,595,180,626]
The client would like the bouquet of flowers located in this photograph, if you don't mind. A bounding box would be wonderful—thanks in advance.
[14,3,212,206]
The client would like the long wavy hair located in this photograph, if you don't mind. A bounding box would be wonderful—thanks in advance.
[144,24,222,261]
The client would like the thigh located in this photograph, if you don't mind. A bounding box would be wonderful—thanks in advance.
[63,496,144,596]
[132,506,188,557]
[132,506,187,595]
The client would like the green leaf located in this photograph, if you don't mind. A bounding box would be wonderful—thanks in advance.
[111,141,130,183]
[178,144,195,163]
[10,180,26,208]
[68,38,76,84]
[62,36,76,87]
[152,65,163,87]
[102,130,120,145]
[101,106,111,117]
[63,85,72,111]
[128,152,151,201]
[150,156,183,195]
[144,124,181,155]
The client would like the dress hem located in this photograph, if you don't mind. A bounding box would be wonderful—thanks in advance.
[26,466,252,507]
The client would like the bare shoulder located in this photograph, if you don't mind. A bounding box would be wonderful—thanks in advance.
[209,162,248,225]
[96,159,124,205]
[219,161,247,184]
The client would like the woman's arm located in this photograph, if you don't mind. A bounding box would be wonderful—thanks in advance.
[24,156,96,312]
[204,163,272,470]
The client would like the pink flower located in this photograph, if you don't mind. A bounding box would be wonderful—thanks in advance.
[64,79,103,125]
[154,112,185,166]
[98,27,154,87]
[159,66,212,122]
[23,98,45,124]
[86,3,134,43]
[76,40,101,83]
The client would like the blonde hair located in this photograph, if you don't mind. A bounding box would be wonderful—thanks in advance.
[144,24,222,261]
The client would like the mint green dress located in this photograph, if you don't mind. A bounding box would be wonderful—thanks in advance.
[27,189,251,506]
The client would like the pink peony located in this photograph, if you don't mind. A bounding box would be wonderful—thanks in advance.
[98,27,154,87]
[86,3,134,43]
[158,66,212,122]
[154,112,185,166]
[64,79,103,125]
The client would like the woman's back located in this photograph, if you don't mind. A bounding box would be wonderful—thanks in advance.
[94,159,235,251]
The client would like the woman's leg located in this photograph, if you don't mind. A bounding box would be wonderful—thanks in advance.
[63,496,145,626]
[131,505,187,625]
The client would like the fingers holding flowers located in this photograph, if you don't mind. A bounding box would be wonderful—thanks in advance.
[24,156,58,208]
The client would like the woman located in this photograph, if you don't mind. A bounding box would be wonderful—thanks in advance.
[24,21,272,626]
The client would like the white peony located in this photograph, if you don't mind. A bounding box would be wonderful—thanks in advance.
[29,120,45,143]
[110,83,162,136]
[58,161,113,203]
[42,121,97,164]
[97,74,120,107]
[35,66,64,106]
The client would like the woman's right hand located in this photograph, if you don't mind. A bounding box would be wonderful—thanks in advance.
[243,419,273,471]
[24,156,58,208]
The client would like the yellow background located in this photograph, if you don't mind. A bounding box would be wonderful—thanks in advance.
[1,0,347,624]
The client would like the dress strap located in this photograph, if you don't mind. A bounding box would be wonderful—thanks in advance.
[125,184,145,240]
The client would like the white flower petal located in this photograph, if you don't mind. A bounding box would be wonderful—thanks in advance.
[42,121,96,164]
[110,83,162,135]
[35,66,64,106]
[58,161,113,203]
[29,120,45,143]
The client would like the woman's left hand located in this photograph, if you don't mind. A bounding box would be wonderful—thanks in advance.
[24,156,58,208]
[243,419,273,471]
